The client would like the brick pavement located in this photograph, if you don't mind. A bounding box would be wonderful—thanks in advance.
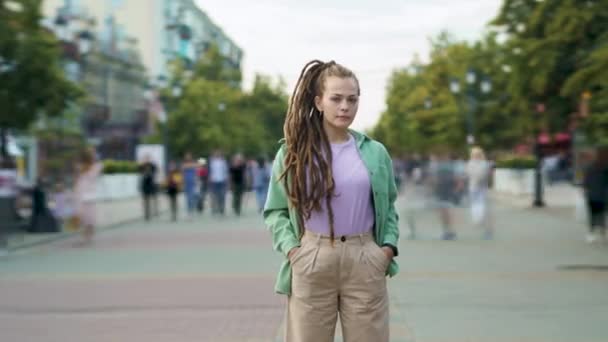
[1,191,607,341]
[7,195,166,251]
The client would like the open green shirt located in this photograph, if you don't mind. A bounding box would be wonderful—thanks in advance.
[263,130,400,295]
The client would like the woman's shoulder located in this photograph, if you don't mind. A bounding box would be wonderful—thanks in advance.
[273,141,288,160]
[361,137,390,158]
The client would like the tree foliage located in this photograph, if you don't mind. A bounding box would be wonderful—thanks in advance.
[373,32,521,155]
[373,0,608,152]
[492,0,608,139]
[162,45,287,160]
[0,0,82,156]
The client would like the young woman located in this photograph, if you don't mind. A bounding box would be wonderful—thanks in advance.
[74,147,102,246]
[264,60,400,342]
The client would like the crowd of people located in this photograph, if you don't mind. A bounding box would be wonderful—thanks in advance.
[0,142,605,255]
[392,147,494,241]
[137,150,272,223]
[0,147,273,252]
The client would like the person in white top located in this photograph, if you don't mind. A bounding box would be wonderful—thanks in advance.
[208,150,229,215]
[466,146,493,239]
[73,147,103,246]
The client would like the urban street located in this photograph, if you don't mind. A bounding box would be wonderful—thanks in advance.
[1,192,607,342]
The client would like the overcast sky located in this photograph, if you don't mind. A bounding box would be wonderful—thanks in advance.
[195,0,503,130]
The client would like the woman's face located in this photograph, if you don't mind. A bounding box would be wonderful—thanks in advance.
[315,76,359,131]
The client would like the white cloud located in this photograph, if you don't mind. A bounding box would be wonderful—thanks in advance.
[196,0,502,130]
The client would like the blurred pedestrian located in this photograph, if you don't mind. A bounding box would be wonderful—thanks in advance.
[431,152,457,240]
[466,146,493,239]
[209,150,228,215]
[29,178,59,233]
[264,60,399,342]
[50,182,73,229]
[252,156,271,213]
[166,161,180,222]
[138,155,158,221]
[582,147,608,243]
[196,158,209,214]
[229,153,247,216]
[452,153,467,206]
[182,152,199,219]
[73,147,102,246]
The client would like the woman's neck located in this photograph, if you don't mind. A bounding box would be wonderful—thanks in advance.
[323,124,350,144]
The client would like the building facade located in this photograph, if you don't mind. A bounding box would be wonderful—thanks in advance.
[40,0,243,163]
[42,0,243,83]
[41,1,149,161]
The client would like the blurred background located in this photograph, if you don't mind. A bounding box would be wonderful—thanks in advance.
[0,0,607,341]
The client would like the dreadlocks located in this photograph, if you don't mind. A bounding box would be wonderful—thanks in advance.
[279,60,360,243]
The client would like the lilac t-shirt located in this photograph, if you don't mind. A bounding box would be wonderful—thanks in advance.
[304,134,375,236]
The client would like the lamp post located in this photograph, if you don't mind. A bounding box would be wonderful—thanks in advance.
[449,69,492,146]
[168,82,182,167]
[155,75,171,173]
[533,103,546,207]
[424,97,432,110]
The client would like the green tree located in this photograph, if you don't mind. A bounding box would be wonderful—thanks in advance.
[374,0,608,153]
[491,0,608,142]
[0,0,82,157]
[161,46,287,159]
[193,44,242,87]
[373,32,520,154]
[239,74,288,156]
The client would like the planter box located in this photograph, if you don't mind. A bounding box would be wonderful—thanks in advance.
[96,173,139,200]
[493,168,535,196]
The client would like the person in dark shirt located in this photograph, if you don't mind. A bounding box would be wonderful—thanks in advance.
[166,162,180,222]
[30,178,59,233]
[229,154,247,216]
[583,147,608,243]
[196,158,209,214]
[139,155,158,221]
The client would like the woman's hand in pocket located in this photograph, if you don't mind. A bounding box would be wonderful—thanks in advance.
[381,246,394,261]
[287,247,300,262]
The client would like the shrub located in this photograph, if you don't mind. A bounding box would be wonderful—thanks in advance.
[103,160,139,174]
[495,155,537,169]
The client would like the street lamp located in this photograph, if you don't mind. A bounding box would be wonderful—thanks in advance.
[155,75,172,173]
[424,97,432,109]
[77,30,93,85]
[172,85,182,97]
[157,75,168,89]
[77,30,94,55]
[466,69,476,85]
[449,79,461,94]
[449,70,492,146]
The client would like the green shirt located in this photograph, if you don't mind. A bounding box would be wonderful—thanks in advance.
[263,129,400,295]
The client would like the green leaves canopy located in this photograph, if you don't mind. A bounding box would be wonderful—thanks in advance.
[161,45,288,160]
[0,0,82,130]
[373,0,608,153]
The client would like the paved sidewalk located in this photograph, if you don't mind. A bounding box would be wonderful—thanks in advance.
[7,196,166,250]
[491,183,581,209]
[0,191,606,341]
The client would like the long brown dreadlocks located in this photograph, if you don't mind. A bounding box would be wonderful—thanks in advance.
[278,60,360,243]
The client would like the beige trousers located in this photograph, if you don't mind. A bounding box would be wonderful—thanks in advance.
[285,230,390,342]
